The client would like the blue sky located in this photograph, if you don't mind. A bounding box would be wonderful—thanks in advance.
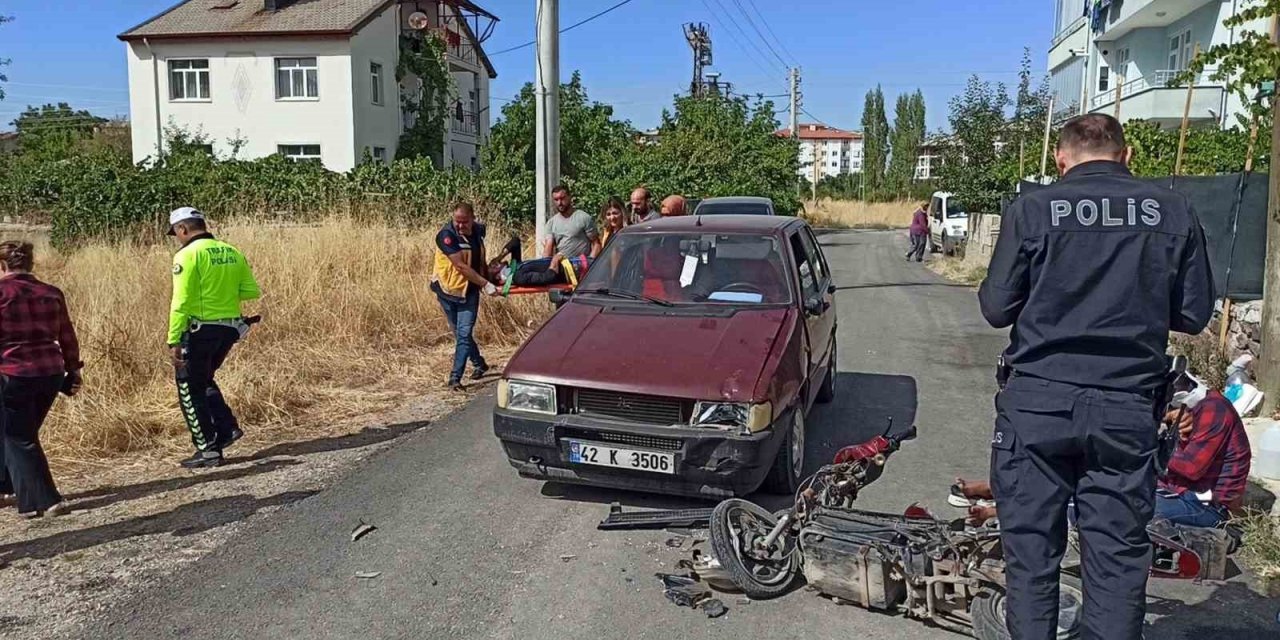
[0,0,1053,133]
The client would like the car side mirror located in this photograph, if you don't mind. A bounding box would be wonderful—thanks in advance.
[549,289,572,307]
[804,297,824,316]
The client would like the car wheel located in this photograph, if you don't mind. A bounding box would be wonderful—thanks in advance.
[815,339,836,404]
[929,235,940,253]
[762,408,805,494]
[942,234,955,256]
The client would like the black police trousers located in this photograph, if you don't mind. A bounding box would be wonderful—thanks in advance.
[0,374,63,513]
[991,375,1156,640]
[176,325,241,452]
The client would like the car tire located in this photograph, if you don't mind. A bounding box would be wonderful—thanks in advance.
[942,234,955,256]
[815,339,836,404]
[762,408,805,494]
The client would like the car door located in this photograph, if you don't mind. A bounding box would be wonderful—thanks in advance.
[788,228,831,407]
[928,196,944,244]
[799,226,835,381]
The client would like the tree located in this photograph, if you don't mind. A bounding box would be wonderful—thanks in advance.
[0,15,11,102]
[642,94,800,214]
[1185,1,1280,411]
[860,85,889,195]
[1008,48,1052,178]
[886,90,927,197]
[481,71,637,217]
[939,76,1010,214]
[12,103,107,160]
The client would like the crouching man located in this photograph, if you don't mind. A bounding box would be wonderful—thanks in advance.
[1159,377,1252,527]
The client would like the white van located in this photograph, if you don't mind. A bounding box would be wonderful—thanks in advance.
[928,191,968,256]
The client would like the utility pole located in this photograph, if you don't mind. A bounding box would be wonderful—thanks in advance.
[1256,14,1280,414]
[534,0,560,248]
[684,23,712,97]
[790,67,801,200]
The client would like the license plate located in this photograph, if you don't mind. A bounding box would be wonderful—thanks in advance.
[567,440,676,474]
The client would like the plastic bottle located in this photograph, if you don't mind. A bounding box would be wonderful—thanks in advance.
[1256,422,1280,481]
[1224,354,1254,402]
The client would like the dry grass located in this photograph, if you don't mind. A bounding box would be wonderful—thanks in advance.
[16,219,549,475]
[1235,510,1280,582]
[927,256,988,287]
[800,199,917,230]
[1168,330,1229,390]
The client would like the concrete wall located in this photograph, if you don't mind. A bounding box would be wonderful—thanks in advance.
[350,5,401,163]
[127,36,356,170]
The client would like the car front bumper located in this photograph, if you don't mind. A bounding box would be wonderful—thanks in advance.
[492,408,788,499]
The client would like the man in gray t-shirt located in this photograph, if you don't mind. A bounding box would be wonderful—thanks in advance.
[545,185,602,259]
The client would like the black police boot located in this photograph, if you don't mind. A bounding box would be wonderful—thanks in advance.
[180,450,224,469]
[218,428,244,450]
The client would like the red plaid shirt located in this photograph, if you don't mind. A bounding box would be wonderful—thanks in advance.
[0,273,82,378]
[1160,390,1252,509]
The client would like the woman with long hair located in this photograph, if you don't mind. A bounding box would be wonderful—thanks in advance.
[600,196,628,247]
[0,241,81,517]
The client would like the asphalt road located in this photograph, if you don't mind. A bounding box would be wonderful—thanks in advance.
[83,230,1278,640]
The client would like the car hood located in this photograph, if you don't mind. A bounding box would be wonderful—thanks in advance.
[505,302,794,403]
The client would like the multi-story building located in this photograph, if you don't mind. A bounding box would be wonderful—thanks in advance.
[777,123,864,182]
[1050,0,1269,129]
[119,0,497,172]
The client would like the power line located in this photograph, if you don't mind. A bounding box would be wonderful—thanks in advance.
[728,0,790,69]
[705,0,786,75]
[741,0,798,66]
[490,0,638,56]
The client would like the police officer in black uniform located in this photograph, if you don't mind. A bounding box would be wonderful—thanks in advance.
[979,114,1214,640]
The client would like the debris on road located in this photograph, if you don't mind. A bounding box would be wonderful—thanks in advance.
[354,571,381,580]
[664,537,684,548]
[351,521,377,543]
[657,573,710,608]
[559,554,576,562]
[597,502,713,531]
[656,573,730,619]
[701,598,728,618]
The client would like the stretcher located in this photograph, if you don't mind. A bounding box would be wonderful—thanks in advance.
[498,255,587,297]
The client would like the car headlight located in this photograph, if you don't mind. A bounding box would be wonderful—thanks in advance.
[498,379,557,415]
[692,401,772,434]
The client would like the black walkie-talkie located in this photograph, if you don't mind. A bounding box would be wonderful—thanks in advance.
[996,355,1011,390]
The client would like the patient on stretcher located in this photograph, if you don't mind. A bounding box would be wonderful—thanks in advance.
[487,237,591,288]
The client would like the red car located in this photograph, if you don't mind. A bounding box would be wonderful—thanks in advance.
[493,215,837,497]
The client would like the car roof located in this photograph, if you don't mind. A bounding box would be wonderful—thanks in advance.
[623,214,802,234]
[697,196,774,206]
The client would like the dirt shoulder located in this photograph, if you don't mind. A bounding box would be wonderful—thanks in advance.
[0,364,497,640]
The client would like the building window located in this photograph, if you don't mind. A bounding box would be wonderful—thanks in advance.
[831,161,838,168]
[1168,29,1192,71]
[370,62,384,105]
[1098,65,1110,93]
[276,57,319,100]
[169,59,210,101]
[278,144,322,162]
[372,146,387,164]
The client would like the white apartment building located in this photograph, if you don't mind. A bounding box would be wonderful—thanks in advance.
[779,124,864,182]
[1050,0,1269,129]
[120,0,497,172]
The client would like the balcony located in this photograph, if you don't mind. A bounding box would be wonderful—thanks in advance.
[451,110,479,137]
[1089,69,1225,125]
[1096,0,1215,41]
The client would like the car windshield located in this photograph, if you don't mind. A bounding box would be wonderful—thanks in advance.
[945,201,968,218]
[695,202,772,216]
[577,232,791,305]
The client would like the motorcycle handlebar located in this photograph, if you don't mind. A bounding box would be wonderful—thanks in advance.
[887,425,918,449]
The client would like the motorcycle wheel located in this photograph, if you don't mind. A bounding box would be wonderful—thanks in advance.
[971,574,1082,640]
[708,498,798,600]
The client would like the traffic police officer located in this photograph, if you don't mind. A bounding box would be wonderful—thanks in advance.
[167,207,261,469]
[978,114,1214,639]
